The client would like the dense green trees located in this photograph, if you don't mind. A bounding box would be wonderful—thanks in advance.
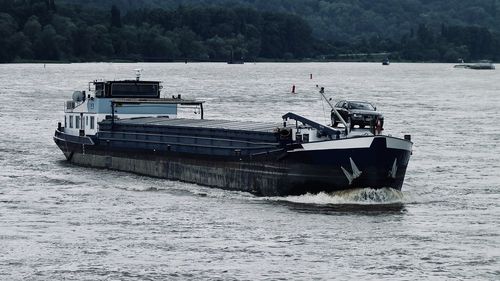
[58,0,500,41]
[396,24,500,62]
[0,0,314,62]
[111,5,122,28]
[0,0,499,62]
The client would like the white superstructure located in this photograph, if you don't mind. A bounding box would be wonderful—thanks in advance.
[62,78,203,137]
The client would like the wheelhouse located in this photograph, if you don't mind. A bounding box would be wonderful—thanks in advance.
[59,78,204,138]
[93,80,161,98]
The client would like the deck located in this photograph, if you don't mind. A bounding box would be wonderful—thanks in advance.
[112,117,280,134]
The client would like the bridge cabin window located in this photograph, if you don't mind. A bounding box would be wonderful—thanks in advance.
[86,116,88,126]
[75,116,80,129]
[95,83,105,98]
[296,134,302,143]
[69,116,73,128]
[93,81,160,98]
[110,83,159,98]
[303,134,309,143]
[64,116,67,128]
[90,116,95,129]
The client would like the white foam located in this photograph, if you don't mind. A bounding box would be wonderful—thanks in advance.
[264,188,406,205]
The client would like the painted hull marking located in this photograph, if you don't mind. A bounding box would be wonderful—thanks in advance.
[341,157,362,185]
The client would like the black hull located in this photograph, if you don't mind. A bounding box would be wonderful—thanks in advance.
[54,131,411,196]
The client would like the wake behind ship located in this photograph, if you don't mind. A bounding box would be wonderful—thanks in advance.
[54,72,413,196]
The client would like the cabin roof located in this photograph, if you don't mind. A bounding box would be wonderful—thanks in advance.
[111,98,204,105]
[94,80,161,84]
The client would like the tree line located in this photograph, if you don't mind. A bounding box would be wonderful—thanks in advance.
[58,0,500,42]
[0,0,313,62]
[0,0,499,63]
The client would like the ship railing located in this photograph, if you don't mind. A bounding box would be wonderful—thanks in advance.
[100,136,276,150]
[99,135,278,157]
[282,112,343,138]
[98,130,278,148]
[54,129,95,145]
[249,148,286,157]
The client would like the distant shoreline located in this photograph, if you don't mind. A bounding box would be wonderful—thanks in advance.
[4,59,496,64]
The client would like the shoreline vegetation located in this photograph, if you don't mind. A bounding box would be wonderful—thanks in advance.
[1,0,499,64]
[7,59,498,64]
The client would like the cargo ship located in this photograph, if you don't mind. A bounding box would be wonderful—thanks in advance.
[54,72,413,196]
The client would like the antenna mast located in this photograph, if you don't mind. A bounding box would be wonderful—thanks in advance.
[318,87,349,130]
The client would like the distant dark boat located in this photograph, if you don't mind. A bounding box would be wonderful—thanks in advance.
[227,60,244,65]
[382,58,390,65]
[468,61,495,70]
[454,60,495,70]
[227,49,244,64]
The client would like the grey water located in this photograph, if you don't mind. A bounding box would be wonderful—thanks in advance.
[0,62,499,280]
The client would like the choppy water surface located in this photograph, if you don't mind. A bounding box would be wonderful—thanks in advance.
[0,63,499,280]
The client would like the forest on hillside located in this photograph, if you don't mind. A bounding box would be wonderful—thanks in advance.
[0,0,499,63]
[59,0,500,41]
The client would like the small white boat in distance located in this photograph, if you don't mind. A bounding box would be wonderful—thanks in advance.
[454,60,495,70]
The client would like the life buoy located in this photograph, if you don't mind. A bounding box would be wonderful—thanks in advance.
[279,128,291,139]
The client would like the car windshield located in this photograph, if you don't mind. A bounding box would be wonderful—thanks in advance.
[349,102,375,110]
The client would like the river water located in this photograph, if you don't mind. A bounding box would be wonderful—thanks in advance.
[0,63,498,280]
